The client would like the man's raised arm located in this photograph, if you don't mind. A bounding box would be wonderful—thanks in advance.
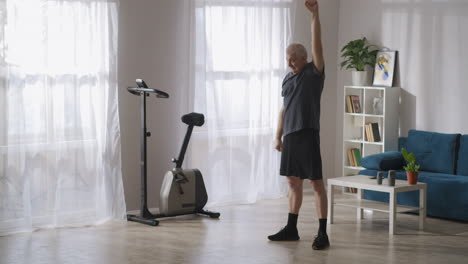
[305,0,324,73]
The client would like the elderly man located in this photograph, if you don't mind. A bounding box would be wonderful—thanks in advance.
[268,0,329,250]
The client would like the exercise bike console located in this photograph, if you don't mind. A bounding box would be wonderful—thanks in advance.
[127,79,169,98]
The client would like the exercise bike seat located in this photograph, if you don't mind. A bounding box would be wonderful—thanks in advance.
[182,112,205,127]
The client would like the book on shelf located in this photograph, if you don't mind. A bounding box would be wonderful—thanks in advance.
[365,122,381,142]
[365,123,371,142]
[369,123,375,142]
[351,95,361,113]
[352,148,362,166]
[347,148,356,166]
[344,187,357,193]
[371,123,381,142]
[346,95,353,113]
[347,148,362,167]
[363,125,367,141]
[345,187,358,193]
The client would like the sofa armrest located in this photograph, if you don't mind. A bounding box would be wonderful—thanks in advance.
[361,151,405,171]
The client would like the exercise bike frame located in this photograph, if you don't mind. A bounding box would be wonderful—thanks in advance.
[126,80,168,226]
[126,79,219,226]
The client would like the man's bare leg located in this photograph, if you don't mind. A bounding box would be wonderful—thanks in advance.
[310,179,327,218]
[288,176,304,214]
[310,179,330,250]
[268,176,303,241]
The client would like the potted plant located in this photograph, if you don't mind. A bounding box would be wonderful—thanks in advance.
[401,148,421,184]
[340,37,378,86]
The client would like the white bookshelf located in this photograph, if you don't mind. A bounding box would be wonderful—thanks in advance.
[342,85,400,193]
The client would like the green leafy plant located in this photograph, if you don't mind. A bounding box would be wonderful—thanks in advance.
[401,148,421,172]
[340,37,378,71]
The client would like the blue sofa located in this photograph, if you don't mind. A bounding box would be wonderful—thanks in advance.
[359,129,468,222]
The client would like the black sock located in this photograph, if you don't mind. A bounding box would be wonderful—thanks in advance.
[287,213,298,229]
[318,218,327,234]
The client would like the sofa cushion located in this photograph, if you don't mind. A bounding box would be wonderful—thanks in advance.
[398,137,407,151]
[457,135,468,176]
[361,151,404,171]
[406,130,460,174]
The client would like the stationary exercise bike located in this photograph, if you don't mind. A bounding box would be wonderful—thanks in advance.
[126,79,220,226]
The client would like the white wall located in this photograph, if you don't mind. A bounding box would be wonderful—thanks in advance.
[336,0,468,175]
[118,0,191,211]
[118,0,340,210]
[317,0,340,182]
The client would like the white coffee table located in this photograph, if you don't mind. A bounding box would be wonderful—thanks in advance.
[327,175,427,235]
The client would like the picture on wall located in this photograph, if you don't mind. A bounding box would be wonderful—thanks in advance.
[372,50,396,87]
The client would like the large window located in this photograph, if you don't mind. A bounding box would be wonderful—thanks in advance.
[0,0,124,235]
[1,0,116,145]
[188,0,292,205]
[193,0,293,131]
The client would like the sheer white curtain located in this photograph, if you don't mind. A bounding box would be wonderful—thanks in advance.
[188,0,295,205]
[0,0,125,235]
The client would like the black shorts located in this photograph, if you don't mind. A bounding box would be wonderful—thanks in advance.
[280,128,323,180]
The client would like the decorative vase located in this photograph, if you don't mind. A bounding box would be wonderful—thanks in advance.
[352,71,370,86]
[407,172,418,184]
[373,97,383,115]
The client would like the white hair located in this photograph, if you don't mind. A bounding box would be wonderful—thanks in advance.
[287,43,307,59]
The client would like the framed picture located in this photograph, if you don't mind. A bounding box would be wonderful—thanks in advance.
[372,50,396,87]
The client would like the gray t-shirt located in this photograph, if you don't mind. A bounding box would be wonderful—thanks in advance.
[281,62,325,136]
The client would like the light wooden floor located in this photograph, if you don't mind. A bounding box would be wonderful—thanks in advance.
[1,191,468,264]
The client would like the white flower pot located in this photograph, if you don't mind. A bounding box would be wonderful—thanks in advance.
[352,71,370,86]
